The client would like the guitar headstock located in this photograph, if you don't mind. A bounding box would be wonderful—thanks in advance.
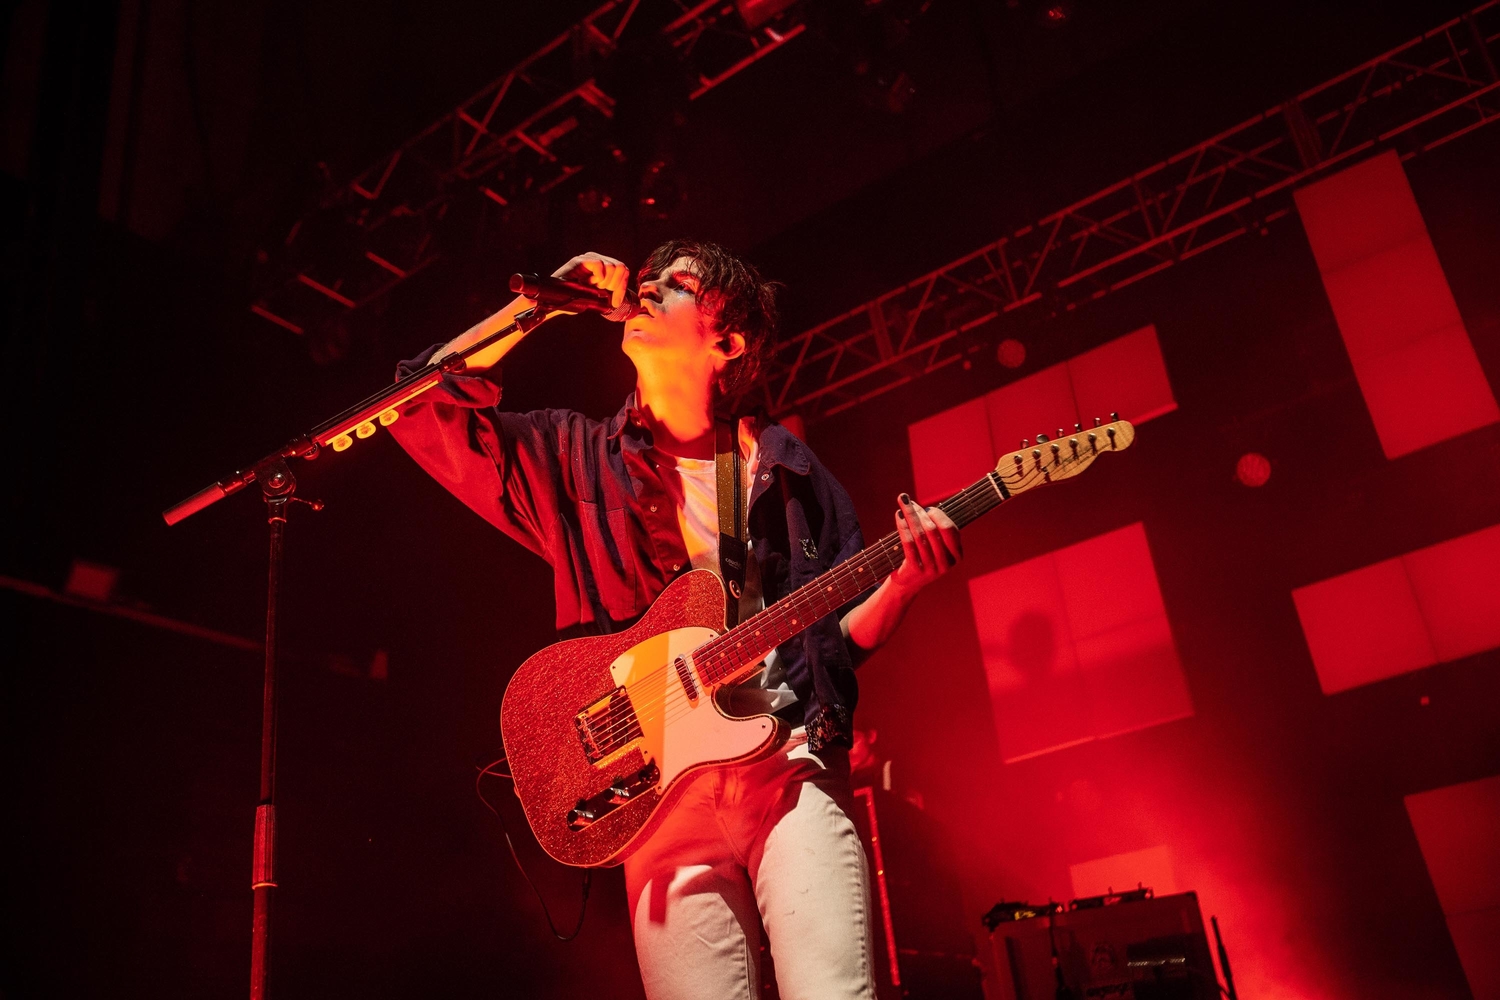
[996,414,1135,496]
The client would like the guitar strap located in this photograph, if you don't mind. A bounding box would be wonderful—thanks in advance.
[714,416,749,627]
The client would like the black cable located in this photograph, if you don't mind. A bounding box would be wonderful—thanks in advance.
[475,757,592,941]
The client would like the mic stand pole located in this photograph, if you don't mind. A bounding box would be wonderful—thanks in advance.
[250,457,293,1000]
[162,305,556,1000]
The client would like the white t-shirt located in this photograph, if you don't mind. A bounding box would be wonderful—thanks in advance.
[653,443,799,717]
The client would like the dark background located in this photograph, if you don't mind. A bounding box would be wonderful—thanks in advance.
[4,1,1498,997]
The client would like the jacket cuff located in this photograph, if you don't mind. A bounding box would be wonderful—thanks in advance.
[396,343,503,409]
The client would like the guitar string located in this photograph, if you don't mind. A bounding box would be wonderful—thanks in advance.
[579,458,1075,747]
[580,450,1105,747]
[580,459,1068,747]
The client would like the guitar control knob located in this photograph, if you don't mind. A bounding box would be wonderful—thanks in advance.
[567,801,598,830]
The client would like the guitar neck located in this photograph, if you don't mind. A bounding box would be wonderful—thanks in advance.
[691,471,1012,692]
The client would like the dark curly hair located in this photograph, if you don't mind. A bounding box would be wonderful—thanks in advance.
[638,239,780,399]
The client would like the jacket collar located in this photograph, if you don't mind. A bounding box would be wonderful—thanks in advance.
[609,392,811,476]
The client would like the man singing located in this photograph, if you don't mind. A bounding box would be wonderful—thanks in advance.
[390,241,962,999]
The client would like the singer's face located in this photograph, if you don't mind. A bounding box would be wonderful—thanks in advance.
[622,257,718,373]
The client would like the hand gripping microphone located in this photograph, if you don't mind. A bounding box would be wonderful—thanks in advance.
[510,273,639,322]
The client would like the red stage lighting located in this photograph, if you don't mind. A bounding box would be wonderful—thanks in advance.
[1295,151,1498,458]
[997,338,1027,368]
[908,325,1176,504]
[1234,452,1271,487]
[1405,776,1500,1000]
[1292,523,1500,694]
[969,522,1192,763]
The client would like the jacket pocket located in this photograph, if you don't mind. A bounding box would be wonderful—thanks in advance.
[578,501,639,620]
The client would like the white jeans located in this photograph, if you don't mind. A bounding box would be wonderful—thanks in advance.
[624,731,876,1000]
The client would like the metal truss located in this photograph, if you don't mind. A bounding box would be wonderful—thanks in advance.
[251,0,809,336]
[744,1,1500,422]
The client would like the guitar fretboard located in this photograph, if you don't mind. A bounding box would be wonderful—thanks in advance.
[691,471,1011,689]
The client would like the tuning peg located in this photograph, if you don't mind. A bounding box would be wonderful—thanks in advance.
[1074,422,1082,433]
[1036,432,1049,443]
[1110,411,1119,422]
[1093,416,1101,427]
[1087,432,1098,453]
[1021,438,1029,449]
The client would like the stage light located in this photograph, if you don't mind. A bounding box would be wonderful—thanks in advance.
[997,338,1027,368]
[1039,2,1072,27]
[639,159,684,220]
[1235,452,1271,487]
[576,185,613,214]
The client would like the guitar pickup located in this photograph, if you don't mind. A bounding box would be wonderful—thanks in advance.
[568,761,660,831]
[674,655,699,704]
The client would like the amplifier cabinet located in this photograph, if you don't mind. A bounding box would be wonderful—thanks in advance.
[988,891,1217,1000]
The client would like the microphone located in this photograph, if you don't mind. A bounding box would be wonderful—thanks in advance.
[510,273,639,322]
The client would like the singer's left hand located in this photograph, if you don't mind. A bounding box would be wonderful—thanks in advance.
[889,492,962,595]
[552,252,631,312]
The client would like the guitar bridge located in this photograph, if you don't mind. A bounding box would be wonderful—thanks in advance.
[574,686,644,764]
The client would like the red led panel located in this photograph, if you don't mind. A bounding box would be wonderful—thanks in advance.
[985,362,1077,462]
[1069,845,1179,899]
[1405,776,1500,1000]
[969,554,1092,762]
[1293,523,1500,694]
[1403,525,1500,663]
[970,523,1191,763]
[908,397,993,505]
[1295,151,1499,459]
[1068,325,1177,428]
[911,326,1175,503]
[1054,523,1193,740]
[1291,558,1436,695]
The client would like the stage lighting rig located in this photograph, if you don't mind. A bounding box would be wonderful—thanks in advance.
[736,1,1500,424]
[250,0,814,347]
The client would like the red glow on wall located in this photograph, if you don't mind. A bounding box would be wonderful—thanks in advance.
[907,397,991,507]
[909,326,1176,503]
[1067,326,1177,432]
[1295,150,1499,459]
[1292,523,1500,694]
[1069,844,1178,899]
[1405,776,1500,1000]
[986,362,1076,461]
[969,522,1192,763]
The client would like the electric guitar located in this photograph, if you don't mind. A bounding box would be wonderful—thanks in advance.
[500,417,1136,867]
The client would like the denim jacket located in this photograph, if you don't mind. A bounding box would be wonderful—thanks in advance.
[390,345,869,749]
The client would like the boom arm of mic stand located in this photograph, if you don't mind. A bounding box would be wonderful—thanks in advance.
[163,306,551,526]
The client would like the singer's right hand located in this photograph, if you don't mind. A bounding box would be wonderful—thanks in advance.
[552,253,631,312]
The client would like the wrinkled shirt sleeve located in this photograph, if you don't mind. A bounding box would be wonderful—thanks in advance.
[388,343,566,564]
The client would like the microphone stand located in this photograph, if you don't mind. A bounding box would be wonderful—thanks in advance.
[163,304,557,1000]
